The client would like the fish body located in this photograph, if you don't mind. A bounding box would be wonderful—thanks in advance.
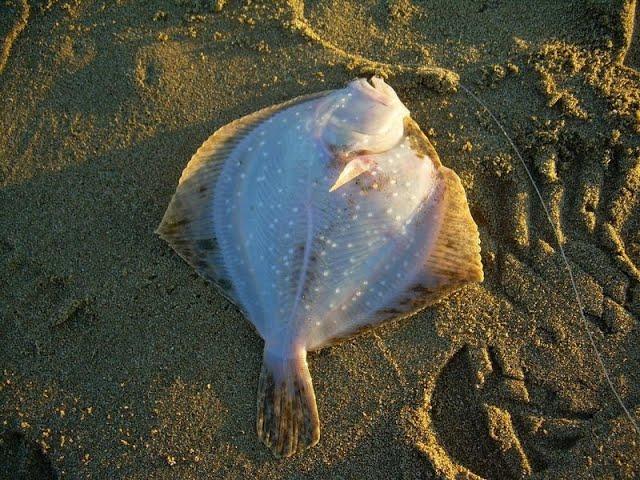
[157,77,483,457]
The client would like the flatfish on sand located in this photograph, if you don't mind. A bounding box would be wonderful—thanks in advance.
[157,77,484,457]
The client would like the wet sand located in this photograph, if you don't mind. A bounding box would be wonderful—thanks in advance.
[1,1,640,478]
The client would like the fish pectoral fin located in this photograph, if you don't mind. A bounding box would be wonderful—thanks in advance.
[256,349,320,457]
[329,156,377,192]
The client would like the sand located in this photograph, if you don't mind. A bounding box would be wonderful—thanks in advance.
[1,0,639,478]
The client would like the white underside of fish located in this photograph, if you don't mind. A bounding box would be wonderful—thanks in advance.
[157,77,483,457]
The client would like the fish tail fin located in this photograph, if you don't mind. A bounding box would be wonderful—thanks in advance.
[256,349,320,457]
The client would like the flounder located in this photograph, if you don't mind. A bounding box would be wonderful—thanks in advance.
[157,77,483,457]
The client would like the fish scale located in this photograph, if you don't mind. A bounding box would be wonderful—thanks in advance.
[157,77,483,457]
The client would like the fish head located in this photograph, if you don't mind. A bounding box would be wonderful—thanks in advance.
[318,77,409,155]
[321,77,427,192]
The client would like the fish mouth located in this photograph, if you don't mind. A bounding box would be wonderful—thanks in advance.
[354,77,397,106]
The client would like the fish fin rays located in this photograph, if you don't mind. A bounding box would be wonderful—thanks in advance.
[404,117,483,286]
[256,350,320,457]
[374,165,483,322]
[425,166,483,287]
[323,165,483,346]
[156,90,334,306]
[156,168,238,305]
[403,116,443,167]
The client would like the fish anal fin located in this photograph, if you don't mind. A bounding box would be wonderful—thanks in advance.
[351,165,483,331]
[404,117,483,292]
[424,166,484,288]
[256,349,320,457]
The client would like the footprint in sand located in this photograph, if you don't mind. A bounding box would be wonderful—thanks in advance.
[424,345,591,479]
[0,242,93,341]
[406,117,639,478]
[0,0,30,75]
[613,0,640,69]
[0,430,58,480]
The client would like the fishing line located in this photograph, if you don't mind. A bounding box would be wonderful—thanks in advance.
[459,82,640,436]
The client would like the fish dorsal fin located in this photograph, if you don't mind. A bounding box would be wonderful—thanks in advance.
[156,90,334,306]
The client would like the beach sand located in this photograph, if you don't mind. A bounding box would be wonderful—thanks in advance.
[1,1,640,478]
